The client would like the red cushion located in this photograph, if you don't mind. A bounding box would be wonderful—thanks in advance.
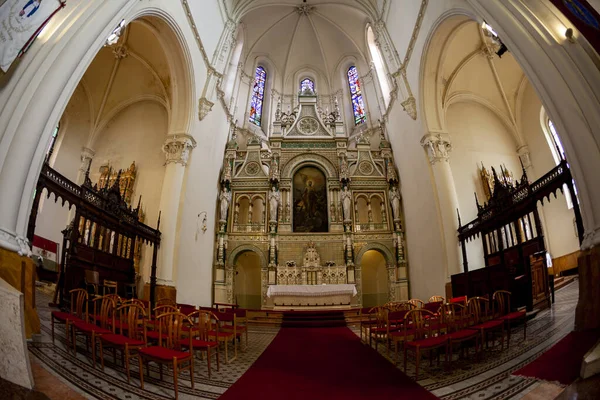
[101,333,145,347]
[146,331,160,340]
[139,346,191,361]
[208,330,233,338]
[72,320,111,334]
[448,329,478,341]
[406,335,447,348]
[51,311,82,322]
[179,339,218,349]
[389,329,416,338]
[500,311,526,321]
[112,321,129,331]
[470,320,504,330]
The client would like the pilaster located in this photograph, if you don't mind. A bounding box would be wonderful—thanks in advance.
[157,134,197,286]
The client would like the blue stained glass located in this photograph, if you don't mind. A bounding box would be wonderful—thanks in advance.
[347,66,366,125]
[300,78,315,93]
[249,66,267,126]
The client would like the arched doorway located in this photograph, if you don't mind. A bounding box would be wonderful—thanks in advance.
[233,251,262,309]
[360,250,388,308]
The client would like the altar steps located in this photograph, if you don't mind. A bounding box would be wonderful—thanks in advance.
[281,311,346,328]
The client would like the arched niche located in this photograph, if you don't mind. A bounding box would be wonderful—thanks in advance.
[292,165,328,233]
[359,249,389,308]
[232,250,262,309]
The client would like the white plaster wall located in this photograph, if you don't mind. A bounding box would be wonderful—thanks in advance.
[35,86,91,246]
[88,101,168,281]
[520,83,579,257]
[446,101,522,269]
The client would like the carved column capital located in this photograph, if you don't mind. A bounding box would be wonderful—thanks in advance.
[79,147,95,172]
[517,145,532,169]
[162,134,197,166]
[420,132,452,165]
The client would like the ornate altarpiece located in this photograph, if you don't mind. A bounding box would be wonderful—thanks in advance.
[214,89,410,308]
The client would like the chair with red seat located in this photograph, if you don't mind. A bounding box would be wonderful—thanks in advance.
[90,294,120,325]
[449,295,468,306]
[50,288,88,348]
[493,290,526,347]
[180,310,220,379]
[387,306,417,363]
[404,309,448,380]
[440,302,479,366]
[429,296,445,303]
[359,306,378,343]
[227,308,248,351]
[466,297,505,351]
[98,302,147,382]
[209,311,237,363]
[138,312,194,400]
[71,295,115,366]
[408,298,426,309]
[146,305,179,341]
[368,306,388,350]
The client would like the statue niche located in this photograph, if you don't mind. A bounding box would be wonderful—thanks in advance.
[293,166,328,232]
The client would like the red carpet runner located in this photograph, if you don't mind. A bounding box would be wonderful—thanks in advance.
[219,327,438,399]
[513,330,600,385]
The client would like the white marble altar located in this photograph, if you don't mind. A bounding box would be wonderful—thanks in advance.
[267,284,357,308]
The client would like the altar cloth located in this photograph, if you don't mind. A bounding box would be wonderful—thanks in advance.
[267,284,357,298]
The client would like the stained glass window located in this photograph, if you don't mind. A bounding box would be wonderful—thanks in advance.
[300,78,314,93]
[547,119,578,209]
[249,66,267,126]
[347,66,366,125]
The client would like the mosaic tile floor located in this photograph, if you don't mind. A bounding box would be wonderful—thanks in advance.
[30,281,579,399]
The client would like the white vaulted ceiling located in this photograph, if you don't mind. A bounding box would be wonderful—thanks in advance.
[227,0,380,91]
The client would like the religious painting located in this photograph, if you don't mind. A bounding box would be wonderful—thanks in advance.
[293,166,328,232]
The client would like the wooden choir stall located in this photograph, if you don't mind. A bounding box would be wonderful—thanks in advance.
[28,163,162,306]
[454,160,583,311]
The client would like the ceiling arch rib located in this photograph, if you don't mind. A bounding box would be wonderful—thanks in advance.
[240,1,370,90]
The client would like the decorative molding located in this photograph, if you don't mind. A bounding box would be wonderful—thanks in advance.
[198,97,215,120]
[401,96,417,120]
[421,132,452,165]
[79,147,95,173]
[403,0,428,68]
[162,134,197,166]
[517,145,532,170]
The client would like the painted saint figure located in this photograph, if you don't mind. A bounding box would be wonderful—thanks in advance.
[219,187,231,222]
[269,186,280,222]
[19,0,42,18]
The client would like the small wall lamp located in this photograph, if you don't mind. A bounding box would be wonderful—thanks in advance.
[196,212,207,240]
[565,28,575,43]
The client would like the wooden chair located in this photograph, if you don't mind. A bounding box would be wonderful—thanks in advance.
[429,296,445,303]
[493,290,526,347]
[449,295,468,306]
[50,288,88,348]
[387,306,417,363]
[84,270,100,296]
[98,303,147,383]
[71,295,115,366]
[103,279,118,295]
[466,297,505,351]
[408,298,426,309]
[222,309,248,351]
[403,309,448,381]
[440,303,479,366]
[180,310,220,379]
[157,297,177,307]
[146,305,179,341]
[138,312,194,400]
[90,294,120,325]
[359,307,378,343]
[368,307,389,350]
[209,311,237,363]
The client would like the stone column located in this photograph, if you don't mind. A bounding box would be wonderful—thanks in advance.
[420,132,462,278]
[156,134,196,286]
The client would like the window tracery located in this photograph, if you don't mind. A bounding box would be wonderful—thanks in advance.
[249,66,267,126]
[300,78,315,93]
[347,66,366,125]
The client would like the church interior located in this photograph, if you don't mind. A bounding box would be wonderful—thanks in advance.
[1,0,600,399]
